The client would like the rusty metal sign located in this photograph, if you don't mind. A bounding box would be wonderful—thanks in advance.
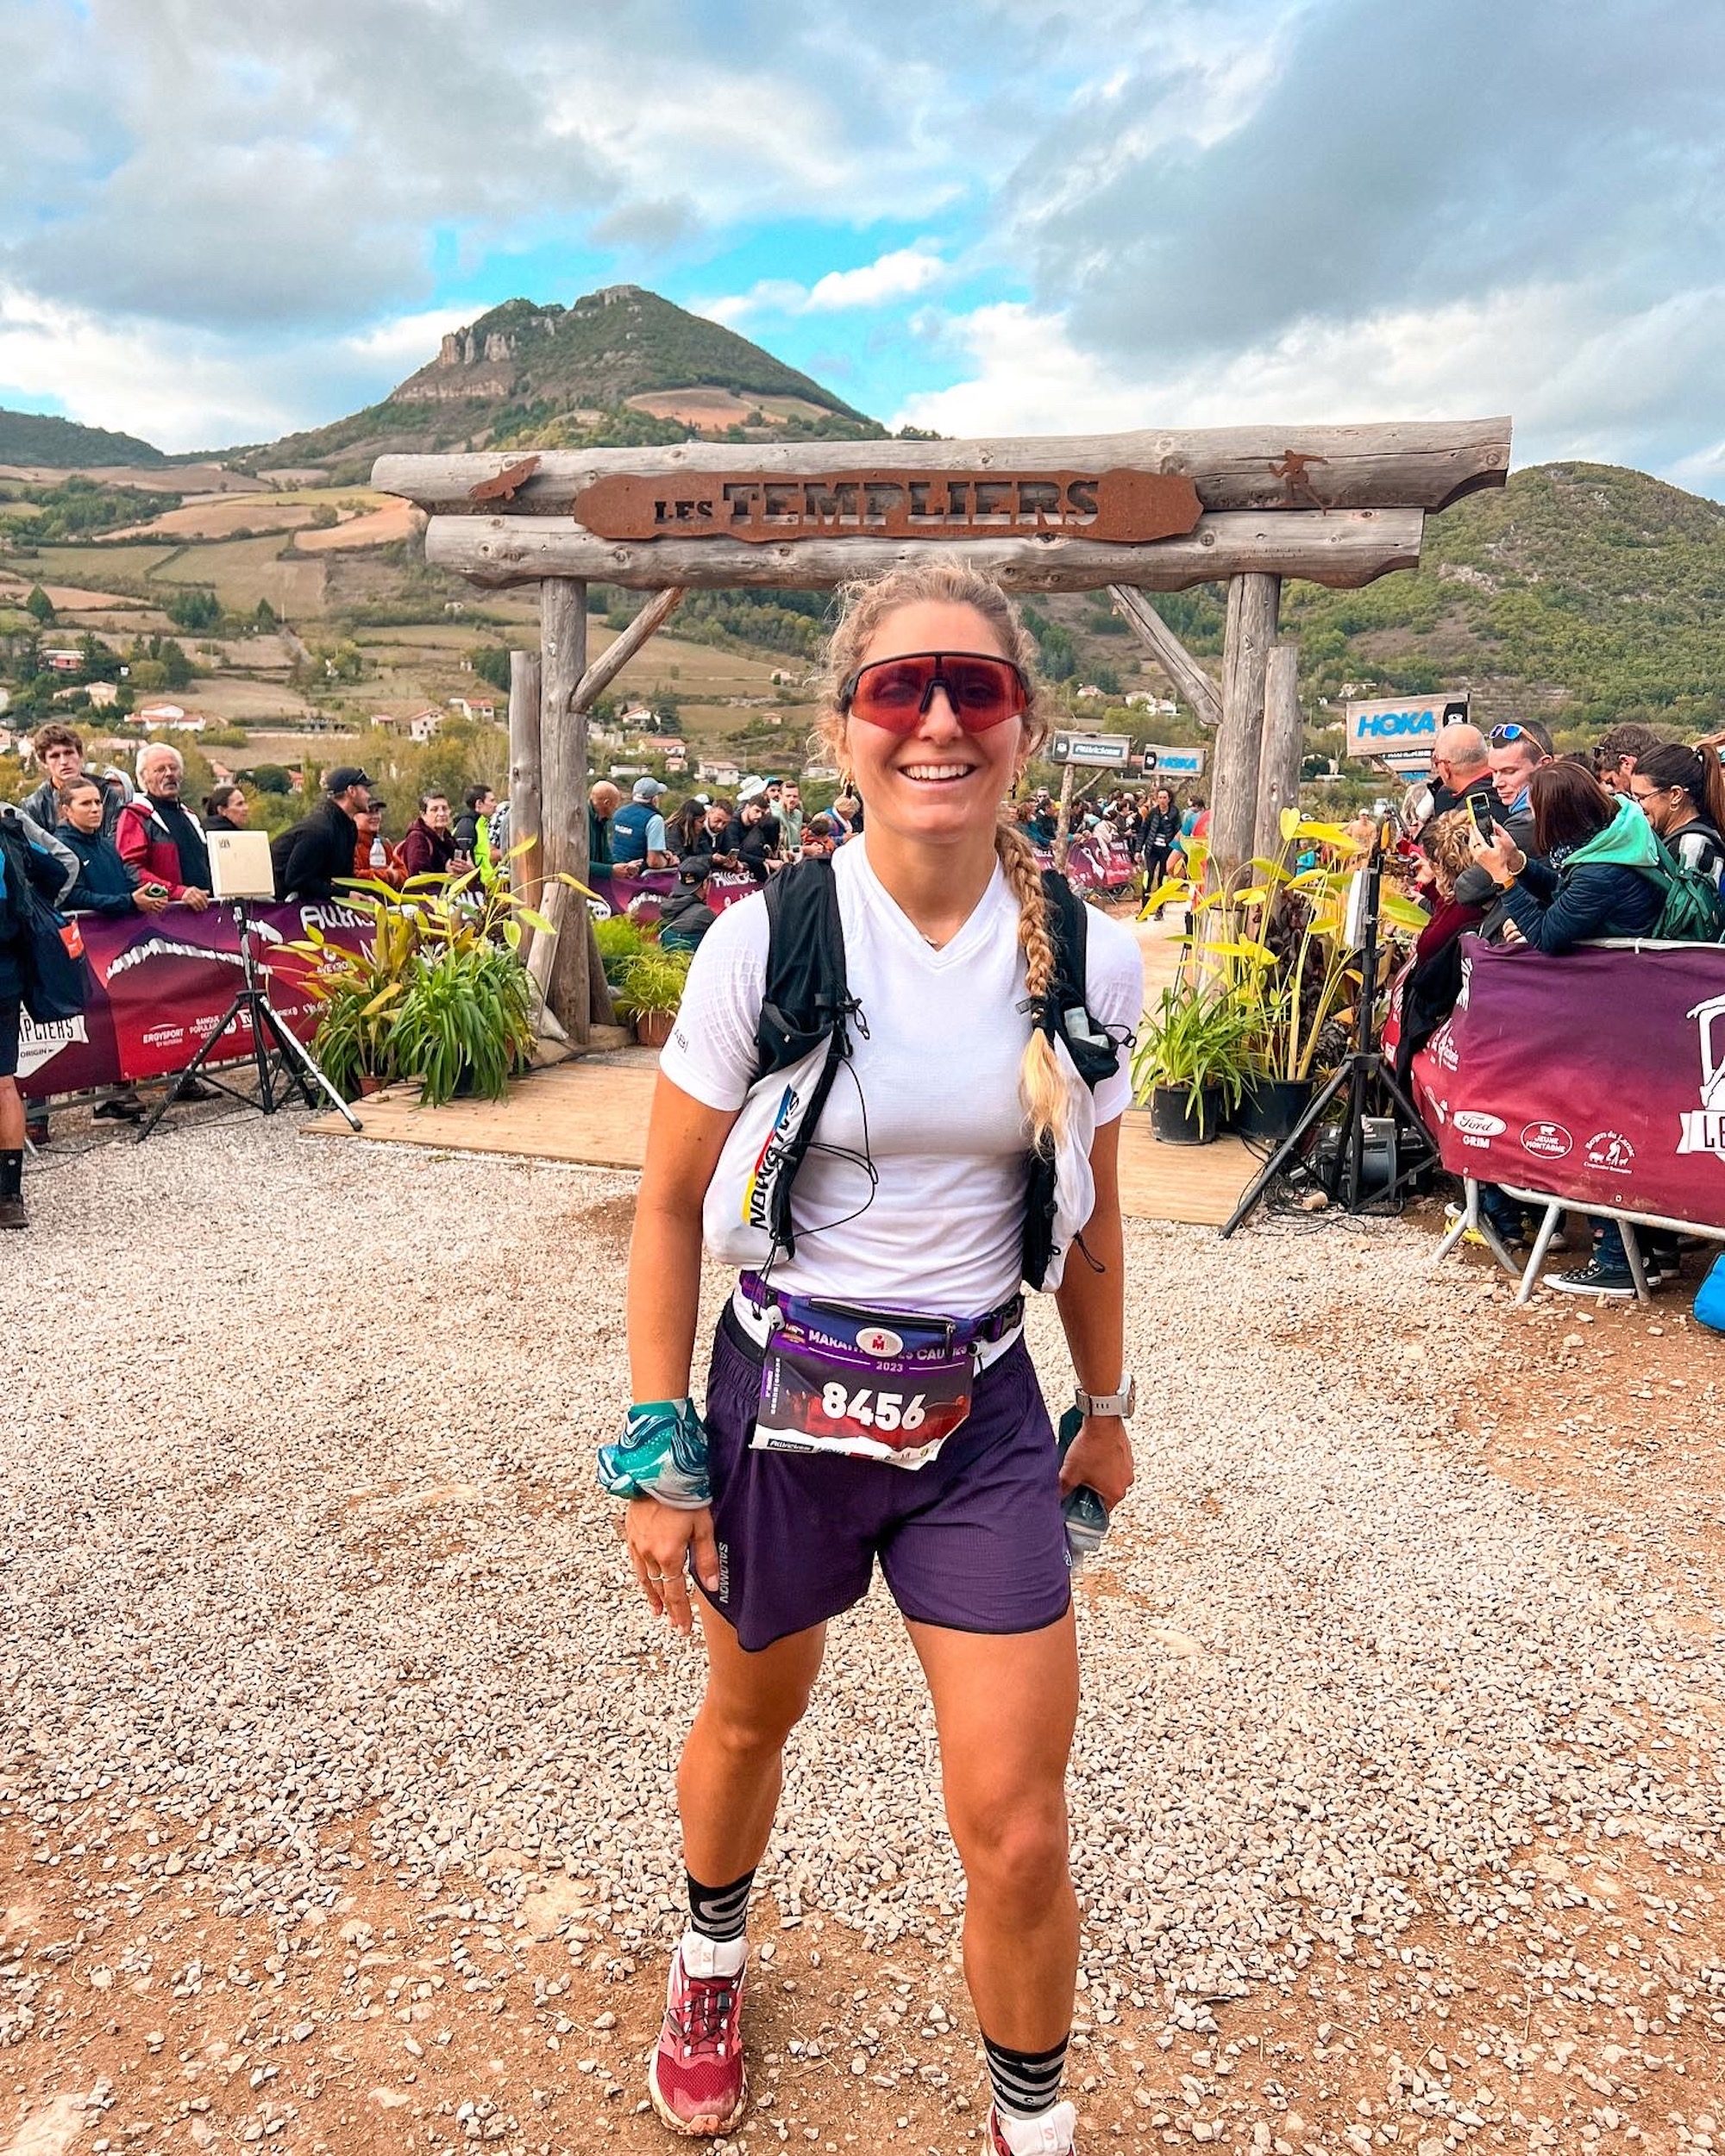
[570,468,1203,545]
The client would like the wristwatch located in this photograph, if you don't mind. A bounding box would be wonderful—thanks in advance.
[1075,1377,1136,1419]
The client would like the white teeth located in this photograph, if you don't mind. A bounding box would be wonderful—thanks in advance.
[901,764,970,780]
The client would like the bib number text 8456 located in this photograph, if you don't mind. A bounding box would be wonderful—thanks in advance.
[820,1383,926,1433]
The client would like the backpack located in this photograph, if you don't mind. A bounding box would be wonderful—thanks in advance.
[753,856,1120,1288]
[0,811,89,1023]
[1639,830,1725,943]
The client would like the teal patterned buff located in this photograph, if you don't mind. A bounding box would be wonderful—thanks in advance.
[596,1399,711,1508]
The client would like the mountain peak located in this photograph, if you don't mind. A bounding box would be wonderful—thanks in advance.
[242,283,877,477]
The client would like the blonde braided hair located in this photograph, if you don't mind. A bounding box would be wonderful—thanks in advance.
[819,559,1066,1150]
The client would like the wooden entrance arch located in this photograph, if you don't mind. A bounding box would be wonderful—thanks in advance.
[374,417,1510,1037]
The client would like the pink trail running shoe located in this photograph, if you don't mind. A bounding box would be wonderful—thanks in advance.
[648,1935,748,2136]
[988,2099,1079,2155]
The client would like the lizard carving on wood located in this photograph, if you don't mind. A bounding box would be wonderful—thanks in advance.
[468,454,541,505]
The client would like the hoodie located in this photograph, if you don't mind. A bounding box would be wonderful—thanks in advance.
[1498,797,1665,954]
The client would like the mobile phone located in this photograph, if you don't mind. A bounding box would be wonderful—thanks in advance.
[1467,795,1496,843]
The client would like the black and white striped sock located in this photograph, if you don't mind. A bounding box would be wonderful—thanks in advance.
[983,2030,1070,2120]
[686,1867,755,1946]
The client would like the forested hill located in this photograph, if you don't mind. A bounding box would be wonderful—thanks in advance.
[1067,462,1725,737]
[235,285,883,480]
[0,406,166,467]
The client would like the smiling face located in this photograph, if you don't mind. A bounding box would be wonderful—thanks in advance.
[838,599,1029,849]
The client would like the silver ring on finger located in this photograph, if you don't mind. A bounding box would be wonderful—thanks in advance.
[645,1570,669,1583]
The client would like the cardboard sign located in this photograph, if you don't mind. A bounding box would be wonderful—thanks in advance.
[573,468,1203,546]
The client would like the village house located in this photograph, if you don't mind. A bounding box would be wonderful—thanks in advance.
[697,758,742,787]
[373,709,443,745]
[446,695,497,721]
[40,647,85,674]
[135,701,205,732]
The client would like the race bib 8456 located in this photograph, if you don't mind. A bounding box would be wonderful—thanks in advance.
[751,1303,975,1470]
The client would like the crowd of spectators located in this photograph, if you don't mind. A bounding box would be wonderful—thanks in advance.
[585,774,859,951]
[1400,717,1725,1297]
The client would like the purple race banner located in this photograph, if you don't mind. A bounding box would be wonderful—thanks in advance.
[19,900,373,1102]
[1409,936,1725,1229]
[594,867,760,924]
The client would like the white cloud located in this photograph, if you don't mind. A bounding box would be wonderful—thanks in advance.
[0,286,480,452]
[697,245,947,329]
[805,246,946,311]
[893,281,1725,490]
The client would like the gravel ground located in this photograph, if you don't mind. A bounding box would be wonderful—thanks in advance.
[3,1113,1723,2156]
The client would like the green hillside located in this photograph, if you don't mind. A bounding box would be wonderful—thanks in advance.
[239,285,882,479]
[0,406,166,467]
[1039,462,1725,738]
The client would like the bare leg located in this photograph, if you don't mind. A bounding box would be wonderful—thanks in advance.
[0,1078,22,1152]
[907,1611,1080,2051]
[679,1603,826,1888]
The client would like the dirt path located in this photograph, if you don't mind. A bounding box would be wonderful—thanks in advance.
[3,1125,1722,2156]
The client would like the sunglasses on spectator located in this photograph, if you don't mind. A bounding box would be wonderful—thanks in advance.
[838,651,1032,734]
[1489,724,1532,743]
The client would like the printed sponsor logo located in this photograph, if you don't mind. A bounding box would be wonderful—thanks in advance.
[1678,992,1725,1158]
[1452,1111,1505,1137]
[141,1022,185,1049]
[16,1013,87,1081]
[1432,1028,1459,1072]
[743,1082,800,1232]
[856,1326,904,1357]
[1521,1119,1574,1160]
[1584,1130,1635,1174]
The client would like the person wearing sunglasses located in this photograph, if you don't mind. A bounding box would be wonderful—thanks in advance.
[613,562,1143,2155]
[1629,743,1725,890]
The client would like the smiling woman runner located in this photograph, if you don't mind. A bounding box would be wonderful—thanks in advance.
[604,561,1145,2154]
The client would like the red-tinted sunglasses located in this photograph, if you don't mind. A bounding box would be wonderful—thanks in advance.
[838,651,1032,734]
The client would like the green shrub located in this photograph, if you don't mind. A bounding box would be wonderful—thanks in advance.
[594,912,648,987]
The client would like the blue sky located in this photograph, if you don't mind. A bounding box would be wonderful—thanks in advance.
[1,0,1722,494]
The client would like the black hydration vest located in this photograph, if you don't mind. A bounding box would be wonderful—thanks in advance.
[751,856,1122,1288]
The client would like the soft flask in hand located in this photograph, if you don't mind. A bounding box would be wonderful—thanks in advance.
[1056,1407,1109,1569]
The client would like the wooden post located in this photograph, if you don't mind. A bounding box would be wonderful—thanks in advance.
[1107,585,1222,730]
[1208,573,1281,891]
[1052,760,1076,871]
[507,649,543,907]
[1255,640,1304,864]
[540,578,591,1043]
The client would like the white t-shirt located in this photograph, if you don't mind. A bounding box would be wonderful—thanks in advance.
[660,839,1144,1313]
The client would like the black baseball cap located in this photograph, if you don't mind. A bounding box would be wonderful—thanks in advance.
[327,765,373,793]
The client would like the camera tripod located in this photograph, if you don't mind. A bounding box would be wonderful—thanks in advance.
[136,901,361,1142]
[1219,840,1437,1238]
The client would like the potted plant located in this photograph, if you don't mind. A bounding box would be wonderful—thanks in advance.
[389,938,536,1104]
[1132,975,1256,1144]
[614,946,692,1049]
[284,842,584,1105]
[594,912,649,989]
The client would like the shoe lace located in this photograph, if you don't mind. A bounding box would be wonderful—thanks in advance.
[676,1973,737,2053]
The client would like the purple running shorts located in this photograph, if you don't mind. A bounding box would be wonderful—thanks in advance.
[698,1303,1073,1651]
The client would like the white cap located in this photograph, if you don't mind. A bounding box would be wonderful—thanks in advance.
[737,774,768,803]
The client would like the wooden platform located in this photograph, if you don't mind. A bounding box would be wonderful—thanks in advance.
[304,1055,1258,1230]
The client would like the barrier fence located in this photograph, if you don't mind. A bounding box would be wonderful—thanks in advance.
[20,902,372,1104]
[1409,936,1725,1232]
